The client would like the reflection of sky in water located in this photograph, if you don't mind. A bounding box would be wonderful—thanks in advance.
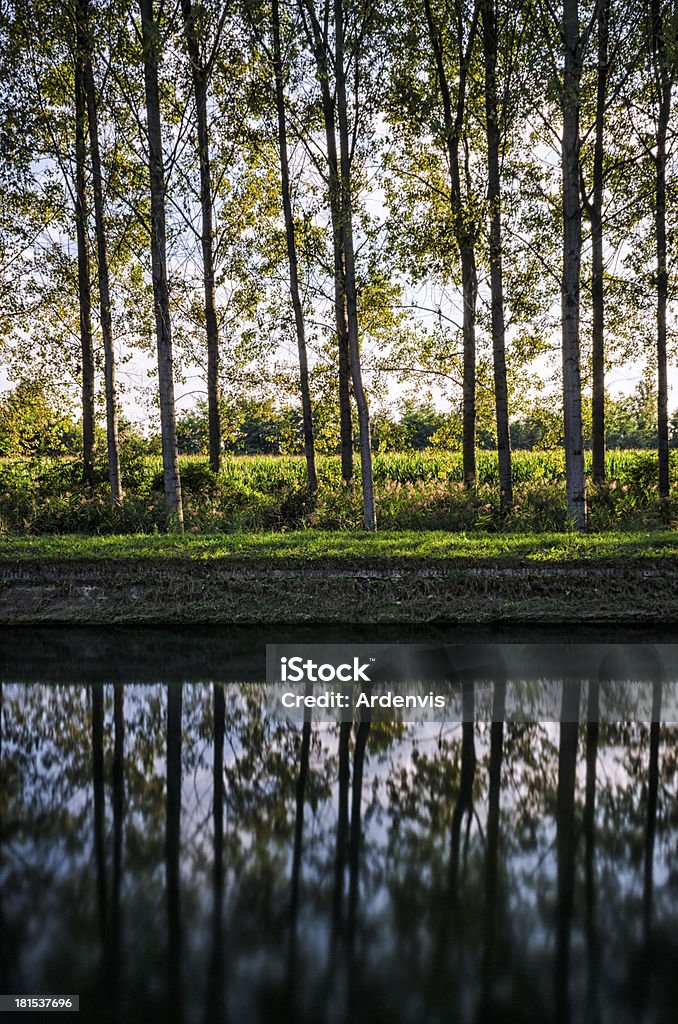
[2,680,678,1024]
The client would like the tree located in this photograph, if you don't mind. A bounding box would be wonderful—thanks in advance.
[139,0,184,530]
[0,378,80,456]
[80,0,123,503]
[560,0,587,529]
[579,0,610,485]
[179,0,224,473]
[297,1,354,486]
[648,0,676,505]
[422,0,481,489]
[73,0,96,486]
[298,0,377,528]
[247,0,319,494]
[481,0,513,509]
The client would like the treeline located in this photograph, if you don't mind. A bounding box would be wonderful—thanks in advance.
[0,0,676,531]
[2,378,676,457]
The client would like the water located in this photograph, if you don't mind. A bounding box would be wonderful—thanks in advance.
[1,627,677,1024]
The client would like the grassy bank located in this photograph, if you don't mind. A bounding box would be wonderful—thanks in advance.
[0,530,676,624]
[1,529,677,561]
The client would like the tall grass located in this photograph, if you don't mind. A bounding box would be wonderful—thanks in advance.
[0,449,675,534]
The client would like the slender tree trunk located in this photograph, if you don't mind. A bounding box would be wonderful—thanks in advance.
[287,701,311,1012]
[74,27,96,487]
[166,684,183,1022]
[80,0,122,503]
[111,682,124,989]
[180,0,221,473]
[272,0,317,494]
[206,683,225,1023]
[481,0,512,509]
[337,284,354,484]
[423,0,479,488]
[584,682,600,1024]
[656,119,670,503]
[334,0,376,529]
[333,717,351,935]
[555,680,580,1024]
[561,0,587,529]
[486,680,504,916]
[326,117,353,485]
[449,682,476,897]
[644,681,662,938]
[290,707,311,924]
[333,716,350,933]
[139,0,184,530]
[589,0,609,484]
[461,248,477,488]
[91,684,108,947]
[347,713,370,942]
[652,0,671,503]
[480,677,505,1018]
[300,2,353,483]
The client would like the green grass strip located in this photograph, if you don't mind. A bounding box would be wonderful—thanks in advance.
[0,530,676,561]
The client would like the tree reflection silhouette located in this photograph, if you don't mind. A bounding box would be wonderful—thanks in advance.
[165,684,182,1024]
[3,666,678,1024]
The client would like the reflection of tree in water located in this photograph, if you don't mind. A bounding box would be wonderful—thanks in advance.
[2,681,678,1023]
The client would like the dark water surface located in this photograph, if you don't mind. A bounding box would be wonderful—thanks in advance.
[1,626,678,1024]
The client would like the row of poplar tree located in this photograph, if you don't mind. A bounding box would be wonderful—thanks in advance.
[0,0,676,531]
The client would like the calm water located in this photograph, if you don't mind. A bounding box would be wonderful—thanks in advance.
[1,627,677,1024]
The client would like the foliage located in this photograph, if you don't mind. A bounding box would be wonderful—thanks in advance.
[171,397,678,458]
[0,449,675,535]
[0,378,81,457]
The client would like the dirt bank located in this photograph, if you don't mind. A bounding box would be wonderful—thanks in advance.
[0,557,675,623]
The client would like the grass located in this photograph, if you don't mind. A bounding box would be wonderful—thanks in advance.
[0,449,676,535]
[1,529,676,562]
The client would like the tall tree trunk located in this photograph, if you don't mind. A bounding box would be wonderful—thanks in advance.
[299,1,353,484]
[644,681,662,938]
[206,683,225,1023]
[561,0,587,529]
[584,681,600,1024]
[347,712,370,942]
[74,27,96,488]
[334,0,376,528]
[288,698,311,1010]
[91,684,108,948]
[111,682,124,991]
[481,0,512,509]
[656,123,670,504]
[480,677,505,1018]
[555,680,581,1024]
[80,0,123,503]
[327,123,353,486]
[166,684,183,1023]
[290,705,311,925]
[449,681,476,896]
[272,0,317,494]
[590,0,609,485]
[333,717,351,936]
[139,0,184,530]
[179,0,221,474]
[337,285,354,484]
[651,0,671,505]
[423,0,479,488]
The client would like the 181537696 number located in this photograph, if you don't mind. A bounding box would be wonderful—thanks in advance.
[0,995,79,1012]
